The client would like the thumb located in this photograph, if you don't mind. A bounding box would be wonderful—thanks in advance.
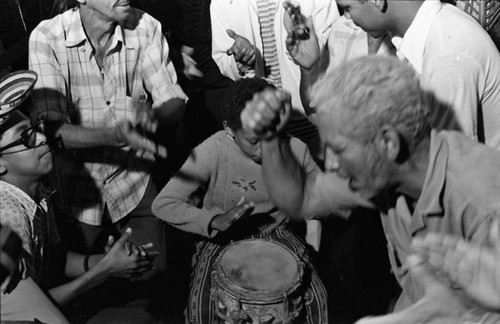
[275,90,292,105]
[236,196,246,206]
[226,29,237,39]
[104,235,115,253]
[181,45,195,56]
[304,16,315,30]
[115,227,133,247]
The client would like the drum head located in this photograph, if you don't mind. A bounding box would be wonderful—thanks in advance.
[219,240,299,292]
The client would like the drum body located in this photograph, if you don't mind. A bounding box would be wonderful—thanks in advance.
[211,239,308,324]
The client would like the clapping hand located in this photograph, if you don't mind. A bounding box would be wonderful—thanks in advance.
[241,88,292,140]
[100,228,156,280]
[283,2,319,69]
[210,197,255,232]
[181,45,203,80]
[412,219,500,311]
[355,255,471,324]
[114,120,167,158]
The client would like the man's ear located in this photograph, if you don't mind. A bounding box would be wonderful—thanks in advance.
[370,0,388,13]
[222,121,235,138]
[375,125,401,162]
[0,159,7,176]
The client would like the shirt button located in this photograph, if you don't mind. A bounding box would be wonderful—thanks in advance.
[106,101,111,105]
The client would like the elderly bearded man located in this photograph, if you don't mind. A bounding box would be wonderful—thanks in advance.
[241,55,500,323]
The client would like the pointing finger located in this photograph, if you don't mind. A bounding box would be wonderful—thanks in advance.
[226,29,237,39]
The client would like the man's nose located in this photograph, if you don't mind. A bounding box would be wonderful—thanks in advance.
[35,131,47,146]
[324,149,340,172]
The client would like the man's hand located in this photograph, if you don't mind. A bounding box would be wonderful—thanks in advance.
[210,198,255,232]
[226,29,257,66]
[181,45,203,80]
[355,256,472,324]
[104,235,153,258]
[241,88,292,140]
[283,2,319,69]
[412,220,500,312]
[113,120,167,158]
[134,95,158,134]
[99,228,155,280]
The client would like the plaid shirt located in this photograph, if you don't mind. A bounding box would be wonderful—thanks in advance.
[29,8,187,225]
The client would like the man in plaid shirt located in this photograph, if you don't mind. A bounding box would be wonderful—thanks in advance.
[28,0,187,276]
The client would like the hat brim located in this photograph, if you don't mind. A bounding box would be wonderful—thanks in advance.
[0,70,38,117]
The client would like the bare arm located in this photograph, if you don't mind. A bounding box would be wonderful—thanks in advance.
[261,136,322,220]
[50,121,167,158]
[243,89,372,220]
[49,229,154,306]
[299,46,330,115]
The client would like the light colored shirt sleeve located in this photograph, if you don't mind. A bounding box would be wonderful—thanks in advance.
[140,18,188,107]
[309,0,339,47]
[152,138,223,238]
[210,0,254,80]
[29,28,72,123]
[421,53,483,138]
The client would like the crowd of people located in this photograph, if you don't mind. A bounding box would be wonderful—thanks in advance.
[1,0,499,323]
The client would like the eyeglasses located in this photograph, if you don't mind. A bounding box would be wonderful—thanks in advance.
[0,120,46,154]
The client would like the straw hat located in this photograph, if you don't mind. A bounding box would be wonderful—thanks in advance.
[0,70,38,123]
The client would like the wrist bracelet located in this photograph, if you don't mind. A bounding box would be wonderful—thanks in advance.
[83,254,91,272]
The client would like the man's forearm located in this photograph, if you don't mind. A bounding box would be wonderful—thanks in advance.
[300,67,317,116]
[299,46,330,116]
[65,252,104,278]
[49,257,109,306]
[261,136,310,220]
[50,123,120,149]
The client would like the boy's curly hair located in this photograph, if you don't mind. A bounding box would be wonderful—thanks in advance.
[223,78,274,130]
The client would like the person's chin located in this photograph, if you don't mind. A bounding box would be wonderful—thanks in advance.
[250,156,262,164]
[367,30,385,39]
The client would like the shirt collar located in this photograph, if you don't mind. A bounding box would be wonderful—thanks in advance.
[391,0,443,74]
[0,180,49,219]
[411,130,447,234]
[65,8,87,47]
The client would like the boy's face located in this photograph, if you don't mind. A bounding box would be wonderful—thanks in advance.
[234,128,262,164]
[0,118,53,179]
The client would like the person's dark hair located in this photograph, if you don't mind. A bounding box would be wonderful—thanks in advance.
[52,0,79,15]
[222,78,274,130]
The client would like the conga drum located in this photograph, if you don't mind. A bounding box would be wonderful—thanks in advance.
[211,239,311,324]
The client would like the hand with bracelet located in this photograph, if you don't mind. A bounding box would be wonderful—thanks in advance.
[47,228,157,306]
[84,228,156,280]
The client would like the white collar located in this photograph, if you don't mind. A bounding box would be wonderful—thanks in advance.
[391,0,443,74]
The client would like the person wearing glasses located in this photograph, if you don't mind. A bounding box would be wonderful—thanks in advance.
[0,72,156,323]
